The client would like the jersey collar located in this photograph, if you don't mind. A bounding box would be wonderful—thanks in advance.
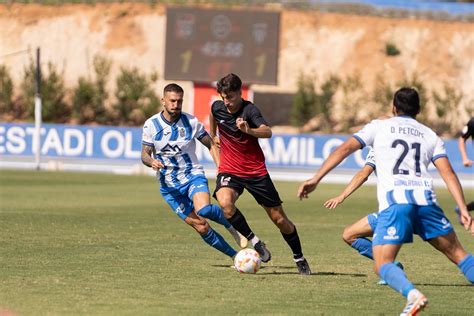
[398,114,416,120]
[160,111,182,126]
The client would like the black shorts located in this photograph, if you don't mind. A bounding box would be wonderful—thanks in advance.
[213,173,282,207]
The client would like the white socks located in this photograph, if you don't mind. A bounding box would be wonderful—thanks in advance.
[250,236,260,246]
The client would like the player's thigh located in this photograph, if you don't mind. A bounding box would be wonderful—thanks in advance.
[213,173,243,209]
[192,192,211,211]
[343,215,374,242]
[215,187,240,210]
[427,231,468,265]
[186,175,211,211]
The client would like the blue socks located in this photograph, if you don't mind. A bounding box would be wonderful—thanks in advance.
[197,204,231,228]
[351,238,374,260]
[458,254,474,283]
[379,263,414,297]
[376,255,473,296]
[201,228,237,258]
[197,205,237,257]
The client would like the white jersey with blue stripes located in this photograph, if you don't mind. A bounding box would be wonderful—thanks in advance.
[142,112,208,188]
[354,116,447,211]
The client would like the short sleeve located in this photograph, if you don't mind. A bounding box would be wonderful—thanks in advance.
[247,104,268,128]
[431,137,447,162]
[195,119,208,140]
[353,120,378,149]
[365,148,376,169]
[142,120,154,147]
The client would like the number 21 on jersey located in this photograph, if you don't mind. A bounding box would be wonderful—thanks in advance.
[392,139,421,177]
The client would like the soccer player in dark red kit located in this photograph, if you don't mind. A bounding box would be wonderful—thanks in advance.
[209,73,311,275]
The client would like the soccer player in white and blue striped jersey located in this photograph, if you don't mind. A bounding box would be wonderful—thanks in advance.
[324,147,404,285]
[141,83,246,260]
[298,88,474,315]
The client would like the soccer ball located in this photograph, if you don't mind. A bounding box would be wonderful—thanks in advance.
[234,249,261,274]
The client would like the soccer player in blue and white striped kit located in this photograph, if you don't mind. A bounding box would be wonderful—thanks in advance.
[298,87,474,316]
[141,83,246,261]
[324,147,405,286]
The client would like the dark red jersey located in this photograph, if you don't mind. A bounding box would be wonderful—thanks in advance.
[211,100,269,178]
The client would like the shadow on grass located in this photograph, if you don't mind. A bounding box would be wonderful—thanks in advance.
[415,282,473,287]
[211,264,367,277]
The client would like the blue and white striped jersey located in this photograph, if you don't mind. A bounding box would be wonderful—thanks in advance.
[142,112,208,188]
[354,116,447,211]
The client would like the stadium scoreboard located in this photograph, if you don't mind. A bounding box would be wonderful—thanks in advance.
[165,7,280,85]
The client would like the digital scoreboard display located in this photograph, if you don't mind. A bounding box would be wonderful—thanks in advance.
[165,7,280,85]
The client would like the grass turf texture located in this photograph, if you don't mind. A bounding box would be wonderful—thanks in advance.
[0,169,472,315]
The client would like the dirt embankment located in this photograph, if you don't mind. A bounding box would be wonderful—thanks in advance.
[0,3,472,126]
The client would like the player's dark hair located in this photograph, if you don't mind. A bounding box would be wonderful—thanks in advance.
[217,73,242,94]
[163,83,184,95]
[393,87,420,118]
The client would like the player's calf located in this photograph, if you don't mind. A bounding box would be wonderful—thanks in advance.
[197,204,231,228]
[457,253,474,283]
[378,261,404,285]
[200,228,237,258]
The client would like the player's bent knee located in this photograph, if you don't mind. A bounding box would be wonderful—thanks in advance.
[342,228,355,245]
[217,199,235,213]
[341,235,352,246]
[220,207,235,218]
[275,217,294,229]
[276,218,294,233]
[270,212,289,225]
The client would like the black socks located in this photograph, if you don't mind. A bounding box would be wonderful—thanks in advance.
[282,227,303,260]
[227,208,255,240]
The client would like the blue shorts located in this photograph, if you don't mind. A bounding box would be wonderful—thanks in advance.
[373,204,454,246]
[160,175,210,220]
[367,212,378,231]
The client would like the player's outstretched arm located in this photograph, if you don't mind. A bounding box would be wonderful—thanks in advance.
[458,136,473,167]
[324,165,374,209]
[298,137,362,200]
[141,144,163,170]
[434,156,474,235]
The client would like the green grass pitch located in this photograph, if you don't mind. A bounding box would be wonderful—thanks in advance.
[0,169,472,315]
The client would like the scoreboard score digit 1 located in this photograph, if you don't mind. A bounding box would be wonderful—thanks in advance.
[164,7,279,85]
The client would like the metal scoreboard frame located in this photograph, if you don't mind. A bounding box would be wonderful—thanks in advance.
[164,7,280,85]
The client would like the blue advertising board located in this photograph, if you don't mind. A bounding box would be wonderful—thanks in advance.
[310,0,474,15]
[0,123,472,175]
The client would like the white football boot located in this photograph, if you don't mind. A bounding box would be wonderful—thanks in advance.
[227,226,248,248]
[400,289,428,316]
